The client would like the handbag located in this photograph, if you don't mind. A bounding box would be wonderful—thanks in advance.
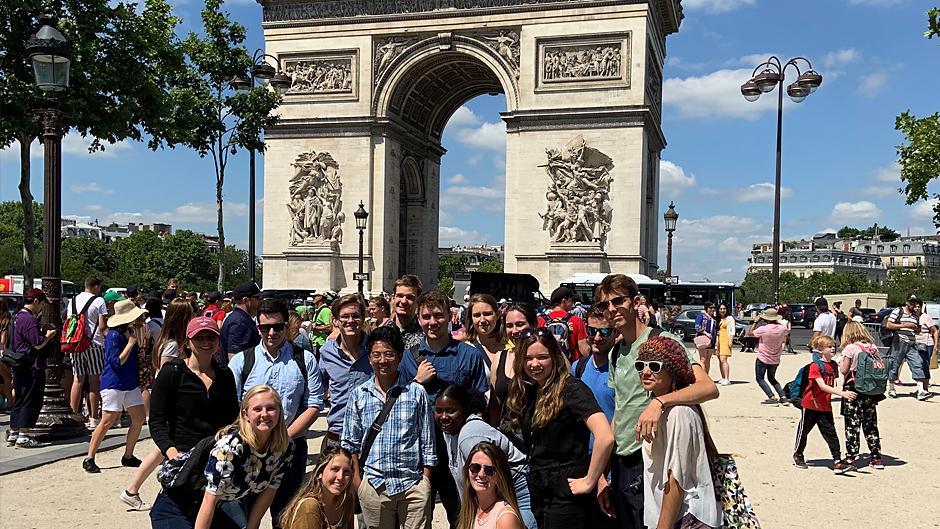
[693,334,712,350]
[157,435,217,492]
[712,454,761,529]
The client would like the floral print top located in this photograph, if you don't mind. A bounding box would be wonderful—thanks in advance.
[204,428,294,501]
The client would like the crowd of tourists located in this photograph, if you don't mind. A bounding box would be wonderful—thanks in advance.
[1,271,934,528]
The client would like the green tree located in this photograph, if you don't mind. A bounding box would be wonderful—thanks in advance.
[172,0,283,290]
[897,8,940,227]
[476,257,504,273]
[110,231,167,291]
[61,236,115,284]
[161,230,213,289]
[0,201,43,282]
[0,0,190,291]
[212,245,253,291]
[437,254,468,295]
[836,224,899,241]
[739,270,773,305]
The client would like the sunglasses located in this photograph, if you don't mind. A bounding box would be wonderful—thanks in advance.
[468,463,496,476]
[518,327,552,340]
[258,323,286,333]
[634,360,663,373]
[586,326,614,338]
[595,295,630,311]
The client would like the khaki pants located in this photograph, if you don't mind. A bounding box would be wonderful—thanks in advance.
[358,476,432,529]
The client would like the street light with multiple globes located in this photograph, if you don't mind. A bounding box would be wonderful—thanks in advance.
[741,56,822,304]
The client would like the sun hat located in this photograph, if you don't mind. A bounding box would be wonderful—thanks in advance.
[760,308,783,321]
[107,299,148,327]
[186,317,220,338]
[637,336,695,388]
[103,290,127,303]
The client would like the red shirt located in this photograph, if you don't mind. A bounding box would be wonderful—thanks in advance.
[204,304,226,325]
[802,360,837,411]
[546,309,588,360]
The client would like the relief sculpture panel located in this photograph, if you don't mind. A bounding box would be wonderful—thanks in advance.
[287,151,346,246]
[536,33,630,90]
[283,51,358,100]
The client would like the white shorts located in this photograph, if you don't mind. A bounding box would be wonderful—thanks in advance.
[100,388,144,412]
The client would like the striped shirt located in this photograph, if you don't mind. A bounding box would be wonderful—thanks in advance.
[341,375,437,495]
[890,308,919,343]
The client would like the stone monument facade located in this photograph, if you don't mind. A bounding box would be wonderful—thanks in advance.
[260,0,683,293]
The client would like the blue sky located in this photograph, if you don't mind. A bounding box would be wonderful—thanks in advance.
[1,0,937,284]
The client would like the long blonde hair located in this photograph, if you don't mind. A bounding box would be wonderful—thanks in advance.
[153,299,194,369]
[505,333,569,429]
[278,446,354,529]
[218,385,290,455]
[840,320,875,349]
[456,442,520,529]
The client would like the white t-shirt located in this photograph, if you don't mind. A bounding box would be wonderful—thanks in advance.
[643,406,723,529]
[68,292,108,347]
[813,311,837,338]
[159,339,180,359]
[916,313,936,346]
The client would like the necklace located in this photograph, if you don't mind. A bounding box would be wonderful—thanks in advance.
[476,500,499,526]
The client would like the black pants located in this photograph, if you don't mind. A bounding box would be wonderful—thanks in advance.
[242,436,308,529]
[527,462,597,529]
[10,365,44,429]
[794,408,841,459]
[609,451,644,529]
[430,425,460,529]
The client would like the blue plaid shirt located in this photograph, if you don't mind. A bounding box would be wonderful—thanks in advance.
[341,375,437,495]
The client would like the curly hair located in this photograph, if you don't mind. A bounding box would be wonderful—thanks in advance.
[637,336,695,389]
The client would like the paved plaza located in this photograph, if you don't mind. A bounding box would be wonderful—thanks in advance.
[2,332,938,529]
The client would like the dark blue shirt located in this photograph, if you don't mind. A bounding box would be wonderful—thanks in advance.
[101,329,140,391]
[219,307,260,366]
[400,337,489,403]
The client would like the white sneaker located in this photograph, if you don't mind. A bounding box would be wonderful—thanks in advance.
[917,390,930,401]
[86,418,99,430]
[120,490,152,511]
[718,379,730,386]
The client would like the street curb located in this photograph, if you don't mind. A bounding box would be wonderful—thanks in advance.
[0,426,150,476]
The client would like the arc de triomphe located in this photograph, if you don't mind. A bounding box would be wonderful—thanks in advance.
[260,0,683,293]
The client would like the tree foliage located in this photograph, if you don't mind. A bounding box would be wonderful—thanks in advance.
[0,201,43,277]
[837,224,900,241]
[739,267,940,307]
[476,258,504,274]
[897,8,940,228]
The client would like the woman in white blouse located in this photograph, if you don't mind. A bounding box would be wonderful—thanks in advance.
[636,336,722,529]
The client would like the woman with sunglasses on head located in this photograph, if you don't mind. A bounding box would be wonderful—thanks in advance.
[434,384,537,529]
[636,336,722,529]
[278,446,355,529]
[457,442,524,529]
[504,331,614,529]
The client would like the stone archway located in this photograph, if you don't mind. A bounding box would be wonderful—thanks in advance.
[260,0,683,293]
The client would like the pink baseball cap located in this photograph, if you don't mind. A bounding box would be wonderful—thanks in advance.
[186,317,220,338]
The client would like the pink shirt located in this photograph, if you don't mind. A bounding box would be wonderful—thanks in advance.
[752,323,789,365]
[916,313,936,345]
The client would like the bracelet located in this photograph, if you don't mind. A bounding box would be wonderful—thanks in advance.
[653,397,666,409]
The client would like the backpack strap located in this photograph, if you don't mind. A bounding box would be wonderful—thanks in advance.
[291,343,310,414]
[574,356,589,379]
[80,295,101,338]
[239,348,256,394]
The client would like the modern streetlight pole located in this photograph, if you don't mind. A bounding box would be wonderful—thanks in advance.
[230,51,292,285]
[354,201,369,295]
[26,12,85,438]
[741,56,822,304]
[663,201,678,277]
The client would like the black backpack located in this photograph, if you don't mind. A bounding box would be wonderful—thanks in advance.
[239,343,310,407]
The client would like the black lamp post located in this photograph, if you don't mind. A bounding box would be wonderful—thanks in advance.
[230,50,292,285]
[741,56,822,304]
[663,201,678,277]
[354,201,369,295]
[26,12,85,438]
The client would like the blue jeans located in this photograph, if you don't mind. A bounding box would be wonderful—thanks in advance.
[889,341,929,380]
[150,492,242,529]
[755,360,784,399]
[240,436,308,529]
[512,471,538,529]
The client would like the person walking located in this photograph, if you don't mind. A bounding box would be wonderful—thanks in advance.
[716,303,735,384]
[68,276,108,429]
[219,282,262,366]
[884,295,930,400]
[455,442,524,529]
[694,303,718,381]
[0,296,13,410]
[812,297,837,343]
[6,289,57,448]
[83,299,149,473]
[838,321,886,471]
[913,299,936,399]
[750,308,790,406]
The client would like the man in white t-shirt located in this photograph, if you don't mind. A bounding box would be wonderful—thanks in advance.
[812,297,837,343]
[67,276,109,428]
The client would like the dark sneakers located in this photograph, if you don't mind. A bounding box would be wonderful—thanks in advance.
[121,455,142,468]
[792,453,808,469]
[82,457,101,473]
[870,456,884,470]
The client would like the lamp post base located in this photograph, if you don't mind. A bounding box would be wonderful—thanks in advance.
[33,364,87,440]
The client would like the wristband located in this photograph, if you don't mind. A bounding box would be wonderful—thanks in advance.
[653,397,666,409]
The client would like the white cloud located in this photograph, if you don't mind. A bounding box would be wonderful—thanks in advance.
[97,201,249,226]
[664,68,777,119]
[441,178,505,213]
[445,185,502,199]
[874,162,901,182]
[0,135,132,161]
[447,106,482,128]
[453,121,506,152]
[85,204,106,213]
[729,52,777,68]
[660,160,696,193]
[847,0,903,6]
[682,0,755,13]
[448,173,469,185]
[735,182,793,203]
[832,201,882,221]
[857,71,888,97]
[862,185,897,197]
[911,200,938,219]
[823,48,860,68]
[439,226,489,246]
[70,182,114,194]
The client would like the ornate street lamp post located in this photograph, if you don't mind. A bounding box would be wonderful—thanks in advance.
[354,201,369,295]
[230,51,292,284]
[741,56,822,304]
[26,12,85,438]
[663,201,678,277]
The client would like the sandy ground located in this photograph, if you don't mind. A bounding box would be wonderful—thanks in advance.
[1,348,938,529]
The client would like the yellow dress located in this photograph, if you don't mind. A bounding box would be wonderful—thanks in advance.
[718,318,732,357]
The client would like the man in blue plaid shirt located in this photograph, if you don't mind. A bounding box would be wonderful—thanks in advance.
[342,325,437,529]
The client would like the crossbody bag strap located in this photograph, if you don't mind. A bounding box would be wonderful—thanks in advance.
[358,385,404,473]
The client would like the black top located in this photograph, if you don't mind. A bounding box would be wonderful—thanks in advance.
[149,358,239,456]
[522,377,601,474]
[493,350,511,407]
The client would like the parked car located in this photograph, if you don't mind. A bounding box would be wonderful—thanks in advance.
[790,303,817,328]
[858,308,878,323]
[667,309,701,342]
[0,292,25,315]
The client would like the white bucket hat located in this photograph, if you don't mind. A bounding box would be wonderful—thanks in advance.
[107,299,148,327]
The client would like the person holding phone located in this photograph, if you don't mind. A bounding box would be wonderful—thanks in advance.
[7,289,57,448]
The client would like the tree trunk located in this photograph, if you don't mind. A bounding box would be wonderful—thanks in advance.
[18,133,35,295]
[216,173,225,291]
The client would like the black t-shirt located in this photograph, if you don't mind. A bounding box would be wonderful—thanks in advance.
[522,377,602,473]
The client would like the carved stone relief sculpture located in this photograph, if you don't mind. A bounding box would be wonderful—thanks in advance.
[287,151,346,246]
[543,43,621,81]
[539,135,614,244]
[478,30,520,77]
[285,57,354,94]
[375,37,419,78]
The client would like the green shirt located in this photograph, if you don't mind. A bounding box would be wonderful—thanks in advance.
[610,327,699,457]
[311,305,332,347]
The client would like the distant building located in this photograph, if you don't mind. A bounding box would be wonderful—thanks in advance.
[439,245,504,271]
[849,237,940,278]
[747,232,886,283]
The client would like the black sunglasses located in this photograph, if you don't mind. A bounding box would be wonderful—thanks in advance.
[258,322,286,333]
[634,360,663,373]
[518,327,552,340]
[586,326,615,338]
[595,295,630,311]
[468,463,496,476]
